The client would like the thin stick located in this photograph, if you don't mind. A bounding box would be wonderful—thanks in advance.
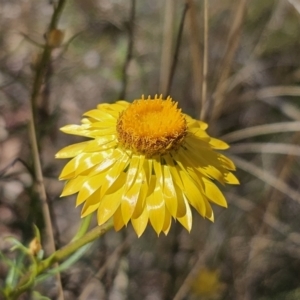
[173,245,214,300]
[159,0,175,96]
[31,0,67,118]
[259,133,300,234]
[252,0,286,57]
[230,142,300,156]
[29,0,67,298]
[200,0,208,120]
[231,155,300,204]
[166,3,189,96]
[211,0,247,120]
[28,118,64,299]
[78,235,131,299]
[0,158,32,178]
[221,121,300,142]
[185,0,203,118]
[119,0,136,99]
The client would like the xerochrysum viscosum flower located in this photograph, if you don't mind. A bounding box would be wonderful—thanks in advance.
[56,95,239,237]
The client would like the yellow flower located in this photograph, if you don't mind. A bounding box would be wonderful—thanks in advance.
[56,95,239,237]
[191,268,225,298]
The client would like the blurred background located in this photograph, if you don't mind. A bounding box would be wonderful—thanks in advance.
[1,0,300,299]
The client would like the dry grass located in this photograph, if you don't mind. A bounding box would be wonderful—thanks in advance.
[1,1,300,299]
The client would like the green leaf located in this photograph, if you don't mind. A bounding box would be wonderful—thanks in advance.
[36,243,92,283]
[32,290,52,300]
[2,252,26,288]
[6,237,30,255]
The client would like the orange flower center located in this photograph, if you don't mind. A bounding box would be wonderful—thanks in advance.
[116,95,187,157]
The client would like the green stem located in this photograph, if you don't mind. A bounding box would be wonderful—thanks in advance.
[31,0,67,119]
[72,215,93,242]
[45,220,113,265]
[8,220,114,299]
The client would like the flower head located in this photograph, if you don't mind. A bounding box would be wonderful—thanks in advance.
[191,268,225,298]
[56,95,239,237]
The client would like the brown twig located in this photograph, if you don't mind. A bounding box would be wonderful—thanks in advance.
[185,0,203,118]
[28,119,64,299]
[119,0,136,100]
[78,236,131,299]
[166,3,189,96]
[231,155,300,204]
[211,0,247,121]
[28,0,68,299]
[159,0,175,96]
[173,245,214,300]
[30,0,67,119]
[200,0,208,120]
[0,158,32,178]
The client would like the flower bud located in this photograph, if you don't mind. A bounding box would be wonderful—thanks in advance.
[46,28,65,48]
[29,237,42,256]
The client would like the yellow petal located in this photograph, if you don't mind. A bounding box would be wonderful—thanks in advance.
[204,200,214,221]
[76,173,105,206]
[97,186,123,225]
[114,206,125,231]
[186,115,208,130]
[177,167,206,217]
[121,175,143,225]
[203,178,227,208]
[162,209,172,235]
[100,153,130,197]
[81,118,92,124]
[86,127,116,136]
[143,158,152,186]
[113,100,130,108]
[88,149,123,176]
[60,124,93,137]
[177,195,192,232]
[60,176,86,197]
[224,172,240,184]
[153,158,163,187]
[83,109,116,121]
[132,169,148,219]
[131,208,149,237]
[197,120,208,130]
[121,189,139,225]
[84,137,117,152]
[121,165,147,224]
[105,172,127,195]
[181,145,225,184]
[173,184,187,218]
[162,165,177,218]
[59,153,87,180]
[218,154,236,171]
[176,150,206,187]
[188,127,210,139]
[164,154,184,189]
[186,167,205,190]
[123,155,143,191]
[97,101,129,115]
[147,175,165,235]
[209,138,229,149]
[55,141,89,158]
[81,189,101,217]
[74,153,108,177]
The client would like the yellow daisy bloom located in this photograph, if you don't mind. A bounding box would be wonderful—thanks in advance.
[56,95,239,237]
[191,268,225,298]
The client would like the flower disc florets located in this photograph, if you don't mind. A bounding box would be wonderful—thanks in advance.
[117,95,187,157]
